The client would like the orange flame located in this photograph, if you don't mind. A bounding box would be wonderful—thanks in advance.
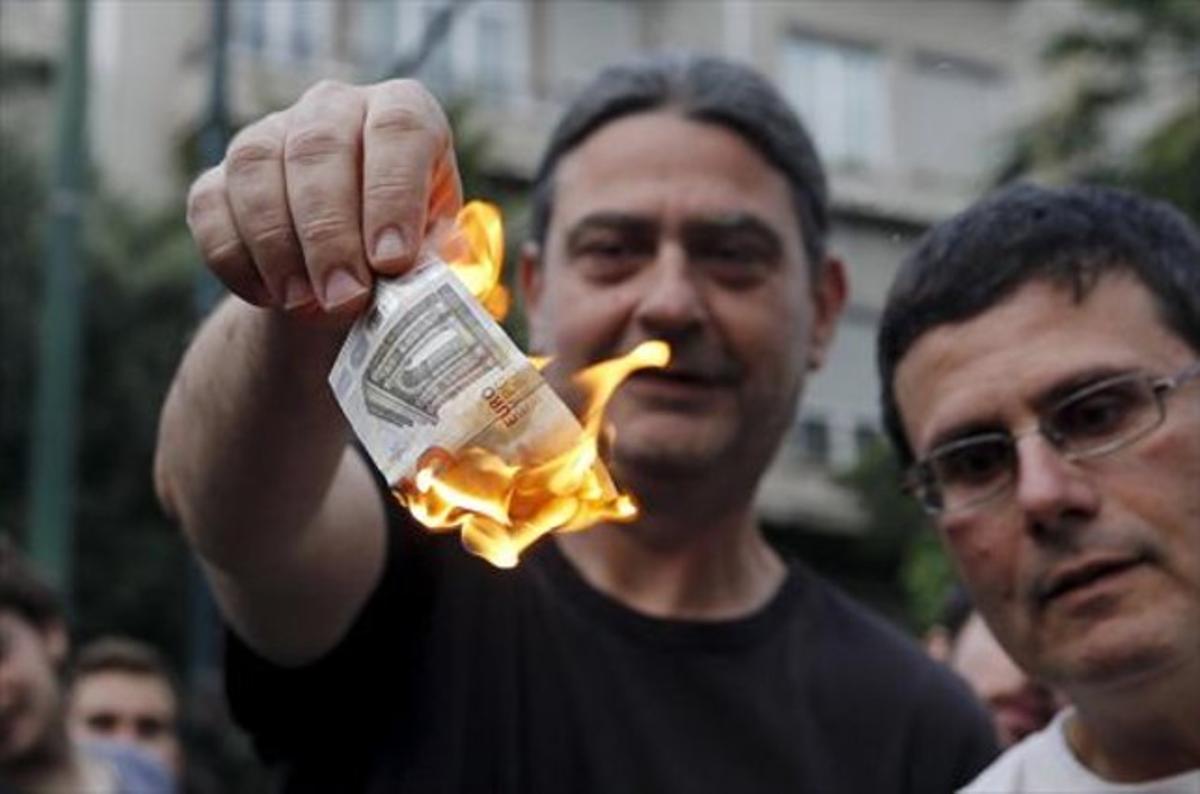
[399,201,670,567]
[442,201,510,320]
[399,341,670,568]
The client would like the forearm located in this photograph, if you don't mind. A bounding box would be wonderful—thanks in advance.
[155,297,352,574]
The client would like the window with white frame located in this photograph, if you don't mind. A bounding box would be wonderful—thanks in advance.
[232,0,266,52]
[232,0,331,63]
[781,33,888,170]
[474,8,509,100]
[358,0,402,75]
[906,52,1004,181]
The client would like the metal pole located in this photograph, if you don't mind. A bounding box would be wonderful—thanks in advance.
[187,0,229,691]
[27,0,90,597]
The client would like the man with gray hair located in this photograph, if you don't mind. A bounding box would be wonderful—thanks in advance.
[156,54,996,792]
[879,183,1200,791]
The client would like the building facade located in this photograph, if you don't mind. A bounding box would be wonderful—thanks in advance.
[2,0,1069,530]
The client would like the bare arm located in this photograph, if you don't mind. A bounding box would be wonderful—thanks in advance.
[154,79,461,666]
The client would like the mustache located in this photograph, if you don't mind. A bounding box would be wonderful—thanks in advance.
[643,347,741,383]
[535,340,742,384]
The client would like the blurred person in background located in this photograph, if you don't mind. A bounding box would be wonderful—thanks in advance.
[926,586,1060,748]
[156,53,997,792]
[67,636,183,782]
[0,537,174,794]
[880,183,1200,792]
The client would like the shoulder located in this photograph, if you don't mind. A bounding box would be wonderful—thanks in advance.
[803,569,978,702]
[797,568,1000,780]
[960,710,1085,793]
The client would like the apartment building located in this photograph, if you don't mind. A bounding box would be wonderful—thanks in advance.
[1,0,1062,531]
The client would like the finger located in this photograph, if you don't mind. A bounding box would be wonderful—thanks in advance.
[361,80,462,275]
[186,165,269,306]
[224,111,314,311]
[428,143,464,230]
[284,80,372,315]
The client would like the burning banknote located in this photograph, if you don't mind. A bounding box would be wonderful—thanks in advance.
[329,202,668,567]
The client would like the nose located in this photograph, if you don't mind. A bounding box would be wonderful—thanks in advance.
[1012,435,1100,538]
[632,242,706,336]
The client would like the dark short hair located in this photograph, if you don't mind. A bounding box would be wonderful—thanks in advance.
[878,182,1200,464]
[71,635,178,696]
[0,534,64,630]
[528,53,830,272]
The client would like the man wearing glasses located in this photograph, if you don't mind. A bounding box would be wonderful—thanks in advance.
[878,183,1200,792]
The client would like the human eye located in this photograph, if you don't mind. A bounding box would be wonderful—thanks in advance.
[136,717,168,740]
[1051,377,1149,445]
[930,437,1011,489]
[569,229,651,281]
[87,713,119,733]
[688,227,778,286]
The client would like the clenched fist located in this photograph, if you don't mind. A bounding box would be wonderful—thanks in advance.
[186,79,463,320]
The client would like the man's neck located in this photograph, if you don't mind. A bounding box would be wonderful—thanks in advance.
[555,507,786,621]
[1066,660,1200,782]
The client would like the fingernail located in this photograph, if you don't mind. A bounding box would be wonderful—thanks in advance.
[373,227,406,262]
[323,268,369,309]
[283,274,315,309]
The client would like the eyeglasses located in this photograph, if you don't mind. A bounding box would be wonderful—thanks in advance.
[905,361,1200,515]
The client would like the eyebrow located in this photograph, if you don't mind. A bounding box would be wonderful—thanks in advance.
[926,418,1008,455]
[923,364,1143,454]
[1030,365,1141,412]
[564,213,657,251]
[682,214,784,260]
[564,212,784,256]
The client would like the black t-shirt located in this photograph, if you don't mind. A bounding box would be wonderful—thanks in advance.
[227,501,998,794]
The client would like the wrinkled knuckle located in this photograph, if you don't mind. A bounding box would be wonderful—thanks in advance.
[186,180,222,231]
[302,78,353,103]
[225,135,282,178]
[366,105,432,138]
[363,176,420,207]
[285,123,351,166]
[246,218,296,251]
[296,214,352,249]
[205,236,248,270]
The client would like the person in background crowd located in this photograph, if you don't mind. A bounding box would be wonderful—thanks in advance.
[155,53,998,792]
[68,636,183,782]
[880,182,1200,791]
[0,536,175,794]
[926,586,1059,748]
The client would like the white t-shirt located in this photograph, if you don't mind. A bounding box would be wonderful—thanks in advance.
[962,709,1200,793]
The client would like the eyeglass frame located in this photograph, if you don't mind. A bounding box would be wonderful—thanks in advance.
[904,360,1200,516]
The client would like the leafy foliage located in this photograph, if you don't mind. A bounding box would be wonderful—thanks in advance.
[834,440,952,630]
[1,128,199,657]
[999,0,1200,221]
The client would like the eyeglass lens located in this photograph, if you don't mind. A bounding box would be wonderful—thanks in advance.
[924,373,1164,512]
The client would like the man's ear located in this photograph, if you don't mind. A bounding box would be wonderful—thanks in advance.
[519,241,546,350]
[806,256,848,371]
[40,619,69,667]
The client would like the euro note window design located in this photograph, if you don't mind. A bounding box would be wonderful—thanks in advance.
[782,33,888,169]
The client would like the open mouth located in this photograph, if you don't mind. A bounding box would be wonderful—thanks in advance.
[1038,556,1145,605]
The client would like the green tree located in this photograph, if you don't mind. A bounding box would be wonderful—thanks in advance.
[1,129,198,658]
[834,441,954,630]
[1000,0,1200,220]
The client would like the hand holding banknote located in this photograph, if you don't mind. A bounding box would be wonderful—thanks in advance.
[185,78,462,322]
[159,79,469,664]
